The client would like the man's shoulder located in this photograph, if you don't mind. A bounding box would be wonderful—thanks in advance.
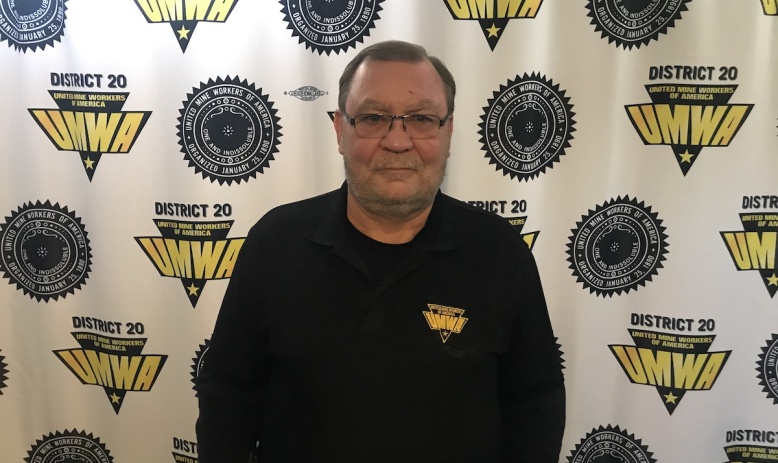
[438,193,518,233]
[252,189,339,231]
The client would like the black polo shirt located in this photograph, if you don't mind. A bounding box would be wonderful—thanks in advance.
[196,183,565,462]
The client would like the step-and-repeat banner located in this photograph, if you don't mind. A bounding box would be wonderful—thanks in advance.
[1,1,777,462]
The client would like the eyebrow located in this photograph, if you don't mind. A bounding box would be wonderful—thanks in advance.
[354,98,442,114]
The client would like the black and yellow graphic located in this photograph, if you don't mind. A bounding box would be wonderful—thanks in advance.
[443,0,543,50]
[721,210,778,298]
[610,328,730,414]
[133,0,238,52]
[724,430,778,463]
[135,219,245,307]
[54,329,167,414]
[506,215,539,251]
[757,334,778,404]
[191,338,209,393]
[178,76,282,185]
[279,0,383,55]
[479,73,575,181]
[423,304,468,343]
[0,0,67,52]
[567,196,668,297]
[0,201,91,302]
[25,429,113,463]
[626,80,753,176]
[586,0,690,49]
[0,349,7,394]
[762,0,778,15]
[566,425,655,463]
[29,88,152,181]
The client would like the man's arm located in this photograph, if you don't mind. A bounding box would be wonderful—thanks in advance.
[500,246,566,462]
[196,229,266,462]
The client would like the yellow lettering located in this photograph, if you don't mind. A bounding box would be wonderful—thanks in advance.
[30,110,74,149]
[498,0,540,17]
[111,356,142,390]
[87,113,122,152]
[134,356,164,391]
[86,350,113,388]
[690,106,727,145]
[192,241,226,279]
[671,352,707,389]
[639,348,672,386]
[626,105,663,144]
[655,104,689,145]
[610,346,647,383]
[63,112,88,151]
[110,113,148,153]
[55,350,97,384]
[137,237,175,276]
[213,239,244,279]
[763,0,777,15]
[205,0,235,21]
[710,105,750,146]
[167,239,193,278]
[446,0,472,18]
[694,352,728,389]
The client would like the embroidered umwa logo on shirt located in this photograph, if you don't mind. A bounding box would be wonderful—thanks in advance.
[423,304,468,343]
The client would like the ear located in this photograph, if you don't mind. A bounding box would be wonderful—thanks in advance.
[333,109,345,155]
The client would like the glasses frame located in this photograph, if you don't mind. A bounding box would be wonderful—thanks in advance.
[344,112,449,139]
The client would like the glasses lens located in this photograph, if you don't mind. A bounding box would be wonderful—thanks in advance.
[404,115,441,139]
[354,114,391,138]
[353,114,443,138]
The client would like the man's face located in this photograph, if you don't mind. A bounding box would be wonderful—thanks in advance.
[334,59,453,219]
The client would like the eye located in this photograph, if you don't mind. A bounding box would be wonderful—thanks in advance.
[357,114,386,125]
[408,114,436,125]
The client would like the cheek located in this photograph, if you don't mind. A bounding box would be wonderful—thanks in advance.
[416,141,450,165]
[342,139,378,166]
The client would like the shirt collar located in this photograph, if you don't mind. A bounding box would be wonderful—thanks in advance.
[308,182,463,252]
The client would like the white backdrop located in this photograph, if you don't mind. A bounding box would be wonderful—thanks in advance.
[1,1,777,462]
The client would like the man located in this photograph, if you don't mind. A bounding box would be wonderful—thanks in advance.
[196,40,565,462]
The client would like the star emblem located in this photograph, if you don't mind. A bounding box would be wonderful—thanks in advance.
[486,23,501,38]
[678,150,695,163]
[83,157,95,170]
[110,392,122,404]
[767,273,778,286]
[663,391,678,404]
[177,26,190,40]
[187,283,200,296]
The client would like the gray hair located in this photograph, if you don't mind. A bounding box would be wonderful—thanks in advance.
[337,40,456,115]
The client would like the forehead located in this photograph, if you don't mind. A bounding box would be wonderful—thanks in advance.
[345,59,447,112]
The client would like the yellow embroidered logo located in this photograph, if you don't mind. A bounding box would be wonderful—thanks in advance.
[423,304,468,343]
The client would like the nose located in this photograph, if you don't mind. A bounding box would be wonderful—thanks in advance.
[381,118,414,152]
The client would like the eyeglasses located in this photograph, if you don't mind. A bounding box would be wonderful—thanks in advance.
[345,113,449,139]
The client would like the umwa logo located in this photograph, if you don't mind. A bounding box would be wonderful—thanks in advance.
[626,65,753,176]
[29,73,151,181]
[443,0,544,50]
[610,313,731,414]
[135,202,245,307]
[134,0,239,52]
[54,317,167,414]
[721,196,778,298]
[423,304,468,344]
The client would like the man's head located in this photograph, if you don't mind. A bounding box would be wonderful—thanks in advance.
[334,40,457,222]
